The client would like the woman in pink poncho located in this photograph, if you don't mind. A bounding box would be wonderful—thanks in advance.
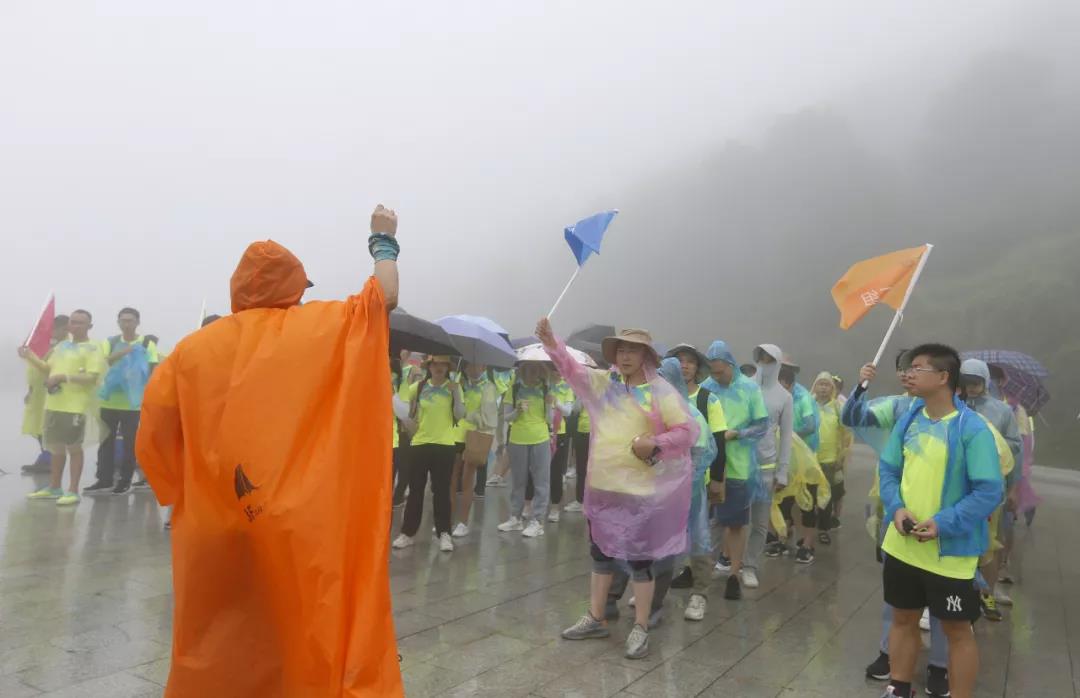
[536,318,698,661]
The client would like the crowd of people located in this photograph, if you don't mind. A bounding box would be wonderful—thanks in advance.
[18,307,167,503]
[384,320,1036,698]
[15,205,1041,698]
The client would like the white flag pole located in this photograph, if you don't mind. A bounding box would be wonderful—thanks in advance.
[23,291,55,347]
[197,297,207,330]
[547,266,581,320]
[862,244,934,386]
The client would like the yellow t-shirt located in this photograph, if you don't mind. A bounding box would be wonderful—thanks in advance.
[509,382,551,446]
[404,380,458,447]
[99,335,161,411]
[688,387,728,434]
[391,373,400,449]
[576,406,591,434]
[553,380,575,435]
[454,375,495,443]
[45,340,106,415]
[881,410,978,579]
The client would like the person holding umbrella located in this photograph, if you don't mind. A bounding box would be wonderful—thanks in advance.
[497,359,555,538]
[394,356,465,552]
[450,361,499,538]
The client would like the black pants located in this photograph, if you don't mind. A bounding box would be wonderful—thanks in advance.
[473,462,486,496]
[393,433,412,504]
[391,448,404,502]
[401,443,456,537]
[818,463,845,531]
[572,432,590,503]
[779,487,821,531]
[97,408,140,486]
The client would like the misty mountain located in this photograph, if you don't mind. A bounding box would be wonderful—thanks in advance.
[565,50,1080,466]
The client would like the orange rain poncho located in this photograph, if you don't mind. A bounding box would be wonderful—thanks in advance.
[136,241,401,697]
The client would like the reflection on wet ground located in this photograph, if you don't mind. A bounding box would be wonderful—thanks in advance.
[0,441,1076,696]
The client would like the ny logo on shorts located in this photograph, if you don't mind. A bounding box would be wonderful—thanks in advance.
[946,595,962,613]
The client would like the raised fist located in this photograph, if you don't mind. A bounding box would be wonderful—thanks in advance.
[371,204,398,236]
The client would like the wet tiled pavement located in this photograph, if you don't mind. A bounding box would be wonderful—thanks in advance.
[1,440,1077,697]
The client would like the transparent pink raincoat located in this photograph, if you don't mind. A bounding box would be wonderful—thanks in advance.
[547,338,698,560]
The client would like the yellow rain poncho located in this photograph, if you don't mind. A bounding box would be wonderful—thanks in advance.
[770,434,831,539]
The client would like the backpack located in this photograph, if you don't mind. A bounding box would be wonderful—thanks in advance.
[696,387,712,424]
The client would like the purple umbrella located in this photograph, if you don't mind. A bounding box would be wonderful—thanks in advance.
[961,350,1048,378]
[436,316,517,369]
[963,350,1051,414]
[993,365,1051,414]
[437,314,509,339]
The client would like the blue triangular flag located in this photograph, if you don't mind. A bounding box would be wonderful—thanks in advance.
[564,210,618,266]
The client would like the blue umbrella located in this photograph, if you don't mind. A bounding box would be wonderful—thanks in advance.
[436,317,518,369]
[437,314,509,338]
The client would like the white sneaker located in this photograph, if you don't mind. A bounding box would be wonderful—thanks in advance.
[564,501,583,513]
[713,555,733,576]
[740,568,760,589]
[684,594,707,621]
[919,607,931,631]
[452,523,469,538]
[486,474,506,487]
[994,588,1013,607]
[522,520,545,538]
[392,534,415,549]
[624,623,649,659]
[497,516,524,532]
[548,510,561,523]
[628,596,636,608]
[439,533,454,552]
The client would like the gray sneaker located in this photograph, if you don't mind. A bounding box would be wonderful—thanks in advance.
[624,623,650,659]
[561,613,610,640]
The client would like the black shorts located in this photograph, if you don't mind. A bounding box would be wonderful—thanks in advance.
[43,410,86,448]
[883,554,980,623]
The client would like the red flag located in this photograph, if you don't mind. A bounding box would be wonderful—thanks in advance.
[25,294,56,358]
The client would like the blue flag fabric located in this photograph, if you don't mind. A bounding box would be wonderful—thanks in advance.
[564,210,618,266]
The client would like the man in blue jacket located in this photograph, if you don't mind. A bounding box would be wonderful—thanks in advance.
[878,344,1003,698]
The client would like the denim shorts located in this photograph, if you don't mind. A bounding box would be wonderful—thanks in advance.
[714,478,751,527]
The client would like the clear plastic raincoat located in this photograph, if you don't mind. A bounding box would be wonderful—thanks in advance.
[547,339,698,561]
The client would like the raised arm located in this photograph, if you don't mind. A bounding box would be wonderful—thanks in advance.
[369,205,399,311]
[535,317,596,405]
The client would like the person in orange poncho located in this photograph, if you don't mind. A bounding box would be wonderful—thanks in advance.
[136,205,402,697]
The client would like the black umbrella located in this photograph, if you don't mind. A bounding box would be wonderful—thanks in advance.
[567,323,615,365]
[390,308,461,356]
[567,323,616,346]
[510,336,539,349]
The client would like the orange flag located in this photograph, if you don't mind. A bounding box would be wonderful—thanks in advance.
[831,244,931,329]
[137,242,401,697]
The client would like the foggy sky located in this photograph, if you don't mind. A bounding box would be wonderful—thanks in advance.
[1,1,1073,365]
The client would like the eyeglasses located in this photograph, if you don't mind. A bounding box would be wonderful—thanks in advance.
[901,366,942,376]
